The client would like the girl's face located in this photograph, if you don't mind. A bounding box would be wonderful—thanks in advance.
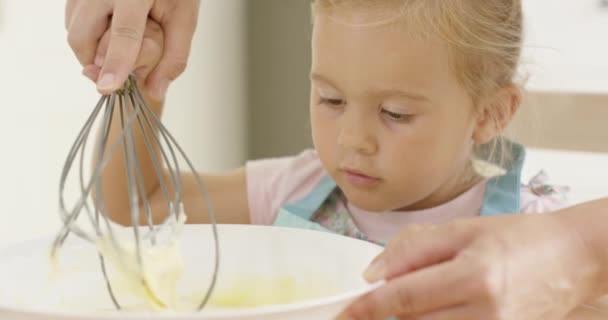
[310,10,484,211]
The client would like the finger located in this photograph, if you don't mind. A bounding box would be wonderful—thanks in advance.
[97,0,152,94]
[342,260,475,320]
[66,1,111,67]
[97,19,164,90]
[364,222,478,282]
[78,10,162,71]
[413,304,484,320]
[83,65,101,82]
[133,19,165,90]
[94,28,111,67]
[147,1,200,100]
[136,19,164,70]
[132,37,163,87]
[65,0,77,30]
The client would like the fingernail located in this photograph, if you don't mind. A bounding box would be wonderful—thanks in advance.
[364,259,386,282]
[97,73,115,91]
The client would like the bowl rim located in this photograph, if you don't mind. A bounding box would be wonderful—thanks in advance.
[0,224,385,319]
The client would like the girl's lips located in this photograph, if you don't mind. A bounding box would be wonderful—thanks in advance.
[341,168,381,187]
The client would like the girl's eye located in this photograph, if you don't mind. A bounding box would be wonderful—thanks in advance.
[318,97,345,107]
[381,109,413,123]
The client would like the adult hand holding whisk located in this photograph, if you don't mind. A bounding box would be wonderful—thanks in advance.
[81,19,166,101]
[52,18,221,311]
[66,0,200,100]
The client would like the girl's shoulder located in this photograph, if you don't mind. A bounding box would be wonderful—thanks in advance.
[245,149,328,225]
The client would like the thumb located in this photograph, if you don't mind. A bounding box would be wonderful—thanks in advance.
[364,222,479,282]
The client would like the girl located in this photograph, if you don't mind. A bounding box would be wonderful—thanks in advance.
[89,0,566,247]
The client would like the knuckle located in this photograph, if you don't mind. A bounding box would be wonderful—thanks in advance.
[463,239,507,302]
[486,304,508,320]
[186,10,199,30]
[64,16,72,31]
[164,58,188,80]
[141,38,160,56]
[66,31,83,51]
[472,258,497,298]
[101,55,128,73]
[383,237,406,263]
[66,32,91,65]
[112,26,143,42]
[344,297,374,320]
[394,285,415,314]
[146,19,163,34]
[65,1,76,29]
[351,305,373,320]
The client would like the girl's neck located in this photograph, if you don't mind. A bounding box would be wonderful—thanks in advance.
[395,163,484,212]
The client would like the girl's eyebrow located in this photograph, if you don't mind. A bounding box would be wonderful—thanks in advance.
[376,88,430,102]
[310,73,430,102]
[310,73,337,87]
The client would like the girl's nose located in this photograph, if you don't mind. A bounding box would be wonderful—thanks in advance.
[337,115,377,155]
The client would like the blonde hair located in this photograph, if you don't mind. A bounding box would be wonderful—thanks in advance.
[312,0,523,168]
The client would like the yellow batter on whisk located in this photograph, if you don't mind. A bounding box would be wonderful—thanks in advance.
[52,74,219,313]
[96,216,186,310]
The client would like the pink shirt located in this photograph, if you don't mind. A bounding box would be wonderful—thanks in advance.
[246,150,568,244]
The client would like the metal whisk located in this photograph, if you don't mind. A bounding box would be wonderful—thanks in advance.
[50,75,219,311]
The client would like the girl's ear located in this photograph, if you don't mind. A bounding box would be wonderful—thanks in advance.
[473,85,521,144]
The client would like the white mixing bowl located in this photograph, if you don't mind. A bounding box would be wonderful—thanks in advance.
[0,224,383,320]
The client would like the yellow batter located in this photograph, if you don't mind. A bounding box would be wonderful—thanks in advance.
[95,214,186,310]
